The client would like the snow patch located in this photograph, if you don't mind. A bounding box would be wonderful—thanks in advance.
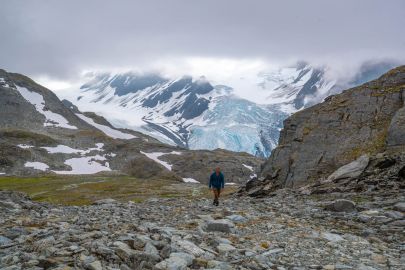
[16,86,77,129]
[53,155,111,175]
[17,144,34,149]
[41,143,104,155]
[140,151,181,171]
[225,182,237,186]
[183,178,200,183]
[24,161,49,171]
[0,172,5,175]
[242,164,254,171]
[0,77,11,88]
[75,113,136,140]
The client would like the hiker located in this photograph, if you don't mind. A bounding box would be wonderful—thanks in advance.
[209,167,224,206]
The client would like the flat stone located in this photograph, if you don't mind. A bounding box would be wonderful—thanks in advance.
[0,235,13,246]
[393,202,405,212]
[155,253,194,270]
[216,243,236,253]
[87,260,102,270]
[321,232,344,242]
[93,198,117,205]
[205,219,235,233]
[225,214,247,223]
[171,239,205,257]
[327,155,369,181]
[325,199,356,212]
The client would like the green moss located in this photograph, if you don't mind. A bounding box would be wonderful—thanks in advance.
[371,84,405,97]
[343,129,388,161]
[0,129,56,145]
[0,175,238,206]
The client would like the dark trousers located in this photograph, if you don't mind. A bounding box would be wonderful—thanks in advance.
[212,188,221,201]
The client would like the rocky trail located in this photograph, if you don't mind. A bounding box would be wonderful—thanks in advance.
[1,189,404,270]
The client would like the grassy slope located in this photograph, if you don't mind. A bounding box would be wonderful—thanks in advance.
[0,176,238,205]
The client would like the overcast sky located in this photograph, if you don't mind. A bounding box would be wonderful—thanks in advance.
[1,0,404,88]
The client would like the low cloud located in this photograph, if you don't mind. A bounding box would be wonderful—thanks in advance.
[1,0,404,83]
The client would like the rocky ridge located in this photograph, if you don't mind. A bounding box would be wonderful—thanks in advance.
[1,189,404,270]
[0,69,261,184]
[259,65,405,189]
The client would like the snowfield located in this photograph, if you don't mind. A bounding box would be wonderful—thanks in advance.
[24,162,49,171]
[53,155,111,175]
[16,86,77,129]
[75,113,136,140]
[41,143,105,155]
[140,151,182,171]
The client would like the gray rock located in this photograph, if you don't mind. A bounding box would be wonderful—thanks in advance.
[325,199,356,212]
[155,252,194,270]
[384,210,403,219]
[93,198,117,205]
[144,242,160,258]
[225,214,247,223]
[327,155,369,181]
[207,260,232,270]
[113,241,136,261]
[216,243,236,253]
[388,219,405,227]
[205,219,235,233]
[321,232,344,242]
[171,239,205,257]
[0,235,13,246]
[87,260,102,270]
[393,202,405,212]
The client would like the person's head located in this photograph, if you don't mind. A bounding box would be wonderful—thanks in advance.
[215,167,221,174]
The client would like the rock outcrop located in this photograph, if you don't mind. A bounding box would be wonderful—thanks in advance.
[258,66,405,189]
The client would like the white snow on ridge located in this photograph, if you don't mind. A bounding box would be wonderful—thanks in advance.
[53,155,111,175]
[75,113,136,140]
[16,86,77,129]
[140,151,182,171]
[183,178,200,183]
[17,144,34,149]
[24,161,49,171]
[0,172,5,175]
[242,164,254,171]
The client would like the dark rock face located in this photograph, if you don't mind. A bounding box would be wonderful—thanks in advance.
[261,66,405,188]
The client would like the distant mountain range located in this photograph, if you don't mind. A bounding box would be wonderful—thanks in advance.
[0,69,260,182]
[60,61,398,157]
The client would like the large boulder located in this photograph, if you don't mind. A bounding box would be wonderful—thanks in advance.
[327,155,369,181]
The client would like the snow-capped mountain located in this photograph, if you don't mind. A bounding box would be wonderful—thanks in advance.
[61,62,395,157]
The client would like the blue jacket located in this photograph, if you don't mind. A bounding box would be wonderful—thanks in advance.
[209,172,224,189]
